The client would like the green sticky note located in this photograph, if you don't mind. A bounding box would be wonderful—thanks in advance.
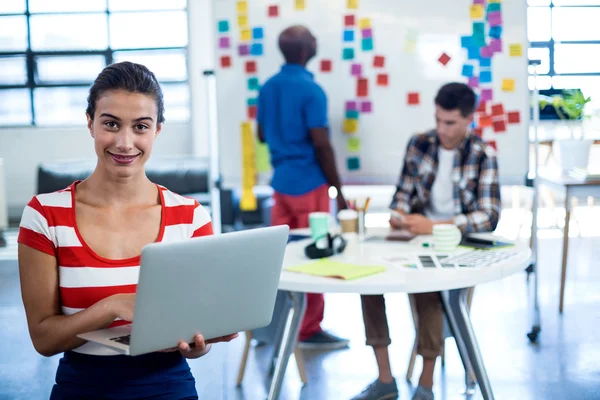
[347,137,360,152]
[342,48,355,60]
[255,142,271,173]
[362,37,374,51]
[487,3,501,12]
[247,77,260,91]
[347,156,360,170]
[218,20,229,33]
[346,109,359,119]
[247,98,257,106]
[286,259,385,280]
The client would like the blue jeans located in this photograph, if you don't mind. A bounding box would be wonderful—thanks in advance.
[50,351,197,400]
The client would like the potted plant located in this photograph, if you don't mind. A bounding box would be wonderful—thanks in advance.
[539,89,593,172]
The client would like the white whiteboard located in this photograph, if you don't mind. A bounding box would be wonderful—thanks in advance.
[212,0,529,186]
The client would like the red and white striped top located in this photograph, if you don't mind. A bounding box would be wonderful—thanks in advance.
[18,181,213,356]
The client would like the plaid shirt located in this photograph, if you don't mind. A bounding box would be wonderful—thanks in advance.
[390,130,501,234]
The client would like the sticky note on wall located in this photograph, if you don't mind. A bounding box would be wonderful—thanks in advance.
[347,137,361,152]
[347,157,360,170]
[237,1,248,14]
[507,111,521,124]
[218,20,229,33]
[373,55,385,68]
[377,74,389,86]
[343,48,355,60]
[247,77,260,91]
[501,78,515,92]
[509,44,523,57]
[268,5,279,17]
[344,119,359,133]
[362,38,374,51]
[357,78,369,97]
[347,0,358,9]
[470,4,484,19]
[359,18,371,29]
[321,59,332,72]
[360,101,372,113]
[407,92,420,105]
[238,15,248,27]
[240,28,252,41]
[295,0,305,10]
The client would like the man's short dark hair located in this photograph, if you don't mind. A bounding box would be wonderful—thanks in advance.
[434,82,476,117]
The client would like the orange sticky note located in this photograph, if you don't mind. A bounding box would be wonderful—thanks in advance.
[479,115,492,128]
[377,74,389,86]
[407,92,420,105]
[357,78,369,97]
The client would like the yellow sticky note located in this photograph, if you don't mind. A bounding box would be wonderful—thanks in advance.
[236,1,248,14]
[286,259,386,280]
[343,119,358,134]
[240,28,252,42]
[347,0,358,9]
[501,78,515,92]
[240,189,257,211]
[237,15,248,27]
[255,142,272,173]
[347,137,360,152]
[358,18,371,29]
[509,43,523,57]
[295,0,305,10]
[470,4,484,19]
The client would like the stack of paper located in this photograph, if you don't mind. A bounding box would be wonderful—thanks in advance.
[286,259,386,280]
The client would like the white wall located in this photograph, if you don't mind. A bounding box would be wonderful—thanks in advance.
[0,122,202,220]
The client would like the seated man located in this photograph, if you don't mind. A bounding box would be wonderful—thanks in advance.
[352,82,501,400]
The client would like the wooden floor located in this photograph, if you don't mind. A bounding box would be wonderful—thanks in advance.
[2,213,600,400]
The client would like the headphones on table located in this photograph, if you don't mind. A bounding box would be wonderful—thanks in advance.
[304,233,348,259]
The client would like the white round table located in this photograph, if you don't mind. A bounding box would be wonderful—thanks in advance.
[267,228,531,400]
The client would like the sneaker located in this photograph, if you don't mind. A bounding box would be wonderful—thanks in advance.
[411,386,434,400]
[351,378,399,400]
[296,330,350,350]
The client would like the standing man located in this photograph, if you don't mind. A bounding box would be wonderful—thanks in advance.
[352,82,501,400]
[257,25,349,350]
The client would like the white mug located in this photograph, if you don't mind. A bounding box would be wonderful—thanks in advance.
[433,224,462,252]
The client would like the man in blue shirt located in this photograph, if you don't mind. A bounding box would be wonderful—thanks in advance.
[257,25,348,350]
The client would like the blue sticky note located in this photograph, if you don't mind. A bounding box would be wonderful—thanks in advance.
[343,30,355,42]
[250,43,263,56]
[252,27,264,39]
[489,26,503,39]
[346,110,359,119]
[248,77,260,91]
[462,64,474,78]
[247,98,257,106]
[218,20,229,33]
[461,35,472,49]
[468,46,480,60]
[343,48,355,60]
[487,3,501,13]
[480,57,492,68]
[362,38,374,51]
[480,70,492,84]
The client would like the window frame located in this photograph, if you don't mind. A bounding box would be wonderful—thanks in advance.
[0,1,188,127]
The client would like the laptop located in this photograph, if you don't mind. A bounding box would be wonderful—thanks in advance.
[77,225,290,356]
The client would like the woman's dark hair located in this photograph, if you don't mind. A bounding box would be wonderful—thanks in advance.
[86,61,165,123]
[434,82,476,117]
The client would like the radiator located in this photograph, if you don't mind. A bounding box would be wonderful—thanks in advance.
[0,158,7,230]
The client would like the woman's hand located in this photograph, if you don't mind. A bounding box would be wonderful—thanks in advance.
[177,333,239,359]
[104,293,136,322]
[403,214,434,235]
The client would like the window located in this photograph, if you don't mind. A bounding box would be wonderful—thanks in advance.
[0,1,188,126]
[528,0,600,105]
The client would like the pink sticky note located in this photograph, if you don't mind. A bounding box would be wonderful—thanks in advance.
[219,37,230,49]
[468,77,479,88]
[490,38,503,53]
[480,46,493,58]
[473,0,485,3]
[351,63,362,77]
[361,101,372,113]
[346,101,358,111]
[362,28,373,38]
[481,88,493,102]
[488,11,502,26]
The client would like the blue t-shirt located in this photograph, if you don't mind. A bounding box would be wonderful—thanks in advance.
[257,64,328,195]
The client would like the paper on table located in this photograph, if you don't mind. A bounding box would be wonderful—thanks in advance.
[286,260,385,280]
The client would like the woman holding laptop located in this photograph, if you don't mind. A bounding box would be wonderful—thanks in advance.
[17,62,237,399]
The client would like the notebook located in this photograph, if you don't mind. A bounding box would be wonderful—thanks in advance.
[286,259,386,280]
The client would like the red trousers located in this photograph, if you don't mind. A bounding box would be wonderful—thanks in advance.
[271,184,329,341]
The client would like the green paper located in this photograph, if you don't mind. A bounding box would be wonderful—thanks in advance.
[346,110,359,119]
[343,48,355,60]
[362,38,374,51]
[286,259,386,280]
[247,77,260,91]
[347,137,360,152]
[218,20,229,33]
[255,142,271,173]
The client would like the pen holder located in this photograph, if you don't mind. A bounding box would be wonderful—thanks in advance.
[357,210,366,241]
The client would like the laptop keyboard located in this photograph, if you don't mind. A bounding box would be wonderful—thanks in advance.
[110,334,131,345]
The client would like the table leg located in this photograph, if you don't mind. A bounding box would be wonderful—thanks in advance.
[559,189,571,313]
[440,291,476,394]
[441,289,495,400]
[267,291,307,400]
